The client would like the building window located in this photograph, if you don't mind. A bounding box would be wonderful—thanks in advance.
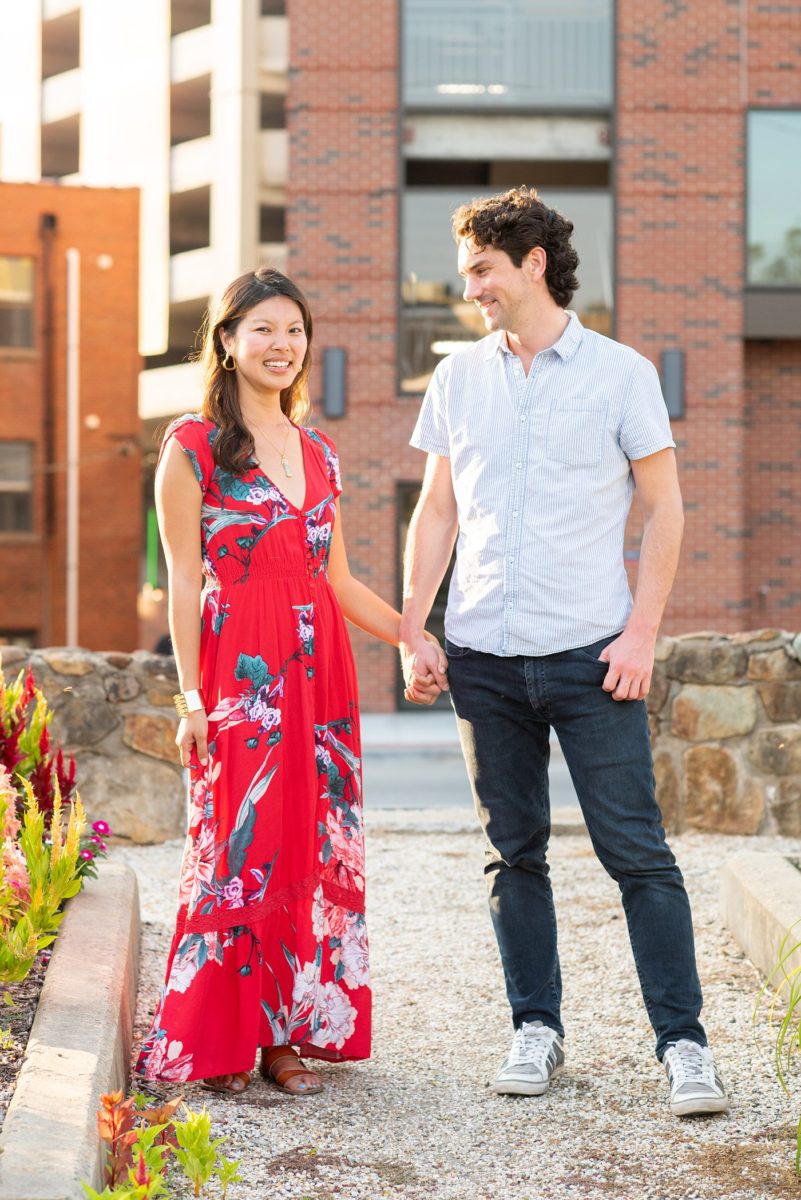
[0,442,34,533]
[400,184,612,394]
[0,257,34,349]
[403,0,612,111]
[259,205,286,244]
[747,111,801,287]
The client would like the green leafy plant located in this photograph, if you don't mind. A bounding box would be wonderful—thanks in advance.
[756,919,801,1174]
[87,1092,242,1198]
[0,775,86,982]
[0,666,76,815]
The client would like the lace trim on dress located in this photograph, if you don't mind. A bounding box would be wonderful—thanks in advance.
[180,869,365,935]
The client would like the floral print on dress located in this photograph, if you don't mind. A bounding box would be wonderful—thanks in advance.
[136,415,369,1083]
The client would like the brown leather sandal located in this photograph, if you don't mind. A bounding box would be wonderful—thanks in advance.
[199,1070,251,1094]
[260,1046,323,1096]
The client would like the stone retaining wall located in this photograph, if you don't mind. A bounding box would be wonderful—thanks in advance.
[0,645,184,843]
[2,632,800,842]
[649,629,801,836]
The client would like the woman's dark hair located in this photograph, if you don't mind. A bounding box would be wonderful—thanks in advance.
[197,267,313,475]
[452,186,579,308]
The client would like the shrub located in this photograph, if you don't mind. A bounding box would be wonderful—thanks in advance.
[0,773,86,983]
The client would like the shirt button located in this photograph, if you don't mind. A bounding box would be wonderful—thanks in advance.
[515,462,522,469]
[520,414,527,422]
[508,556,515,563]
[512,510,519,518]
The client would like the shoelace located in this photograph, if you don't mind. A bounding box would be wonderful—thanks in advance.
[508,1023,557,1068]
[665,1041,716,1087]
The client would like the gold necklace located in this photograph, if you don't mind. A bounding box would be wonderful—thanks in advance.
[252,420,294,478]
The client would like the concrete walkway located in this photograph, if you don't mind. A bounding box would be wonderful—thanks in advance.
[361,711,580,810]
[118,805,801,1200]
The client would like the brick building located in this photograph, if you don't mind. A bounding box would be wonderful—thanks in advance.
[2,1,798,705]
[288,0,801,708]
[0,182,141,651]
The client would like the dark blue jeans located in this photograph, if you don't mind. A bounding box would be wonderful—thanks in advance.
[446,635,706,1060]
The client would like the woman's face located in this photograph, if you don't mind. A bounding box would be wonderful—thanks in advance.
[221,295,308,396]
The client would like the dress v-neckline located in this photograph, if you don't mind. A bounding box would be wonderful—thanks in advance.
[252,423,309,513]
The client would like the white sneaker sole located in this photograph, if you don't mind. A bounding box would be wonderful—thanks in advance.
[491,1063,563,1096]
[671,1094,729,1117]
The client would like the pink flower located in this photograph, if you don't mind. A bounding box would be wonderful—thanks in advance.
[308,981,357,1051]
[323,808,365,892]
[222,876,244,907]
[324,901,354,941]
[2,843,30,906]
[91,820,111,836]
[337,921,370,989]
[80,849,94,861]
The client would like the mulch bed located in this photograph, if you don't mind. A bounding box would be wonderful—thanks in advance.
[0,955,49,1132]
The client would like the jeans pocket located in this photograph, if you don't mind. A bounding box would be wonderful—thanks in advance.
[571,633,620,663]
[444,637,473,659]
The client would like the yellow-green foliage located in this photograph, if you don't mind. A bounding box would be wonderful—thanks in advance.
[0,778,85,982]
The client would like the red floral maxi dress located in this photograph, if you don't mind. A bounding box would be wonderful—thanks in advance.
[136,415,371,1082]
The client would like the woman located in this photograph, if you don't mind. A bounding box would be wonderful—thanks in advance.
[136,268,444,1095]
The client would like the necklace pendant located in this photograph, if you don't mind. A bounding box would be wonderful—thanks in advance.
[281,456,293,478]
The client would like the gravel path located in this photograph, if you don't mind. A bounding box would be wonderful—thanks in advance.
[115,813,801,1200]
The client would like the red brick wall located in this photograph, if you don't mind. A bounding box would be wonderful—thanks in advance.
[744,342,801,623]
[287,0,419,710]
[618,0,801,635]
[616,0,748,633]
[0,183,141,652]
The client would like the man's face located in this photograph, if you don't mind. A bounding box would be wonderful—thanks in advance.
[457,238,531,333]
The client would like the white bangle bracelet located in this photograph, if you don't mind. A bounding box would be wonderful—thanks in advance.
[173,689,206,717]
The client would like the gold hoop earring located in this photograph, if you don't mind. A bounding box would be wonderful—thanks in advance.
[221,352,236,372]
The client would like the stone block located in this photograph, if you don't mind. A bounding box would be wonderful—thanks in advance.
[743,652,801,681]
[654,636,675,662]
[123,713,179,764]
[666,640,748,684]
[646,664,670,714]
[772,779,801,838]
[684,746,764,835]
[40,649,96,676]
[747,727,801,776]
[756,681,801,722]
[671,684,757,741]
[653,751,680,832]
[747,648,801,682]
[77,752,185,843]
[104,672,142,704]
[50,679,121,747]
[0,646,29,671]
[147,683,178,707]
[102,652,133,669]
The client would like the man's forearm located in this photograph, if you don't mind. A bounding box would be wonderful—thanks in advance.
[400,505,457,642]
[627,502,684,637]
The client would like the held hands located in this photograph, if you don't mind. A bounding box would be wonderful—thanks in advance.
[598,627,656,702]
[176,710,209,767]
[400,632,449,706]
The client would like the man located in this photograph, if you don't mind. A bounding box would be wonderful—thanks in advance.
[399,186,727,1118]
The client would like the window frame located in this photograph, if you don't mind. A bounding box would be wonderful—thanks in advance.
[745,107,801,293]
[0,254,36,355]
[0,440,35,537]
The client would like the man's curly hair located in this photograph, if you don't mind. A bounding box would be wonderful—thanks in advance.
[452,186,579,308]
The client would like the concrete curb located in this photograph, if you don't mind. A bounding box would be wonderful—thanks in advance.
[720,850,801,980]
[0,862,140,1200]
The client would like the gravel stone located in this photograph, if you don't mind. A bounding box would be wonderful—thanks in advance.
[114,811,801,1200]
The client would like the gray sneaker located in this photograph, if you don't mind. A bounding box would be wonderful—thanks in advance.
[491,1021,564,1096]
[663,1039,729,1116]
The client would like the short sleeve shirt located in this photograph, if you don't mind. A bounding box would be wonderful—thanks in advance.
[409,312,676,656]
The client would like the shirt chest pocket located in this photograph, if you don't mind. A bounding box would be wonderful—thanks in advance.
[545,397,608,467]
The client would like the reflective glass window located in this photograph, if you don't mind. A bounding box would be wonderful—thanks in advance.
[0,257,34,349]
[400,187,612,393]
[747,111,801,287]
[0,442,33,533]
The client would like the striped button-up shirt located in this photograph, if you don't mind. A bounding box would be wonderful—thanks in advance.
[409,312,676,656]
